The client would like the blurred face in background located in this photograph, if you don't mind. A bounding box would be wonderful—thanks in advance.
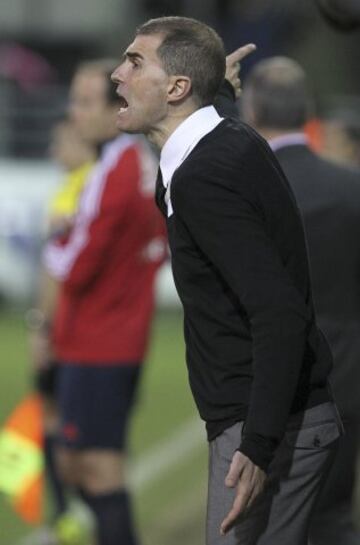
[50,120,96,171]
[69,68,118,144]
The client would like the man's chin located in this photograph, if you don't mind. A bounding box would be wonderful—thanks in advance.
[115,117,142,135]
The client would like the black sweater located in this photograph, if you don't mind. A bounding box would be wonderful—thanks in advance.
[156,118,332,471]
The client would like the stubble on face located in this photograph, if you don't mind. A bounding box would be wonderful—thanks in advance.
[112,34,171,145]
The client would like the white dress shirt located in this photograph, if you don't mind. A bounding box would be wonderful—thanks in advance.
[159,105,223,216]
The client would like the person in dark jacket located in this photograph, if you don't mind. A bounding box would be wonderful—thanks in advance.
[242,55,360,545]
[111,17,342,545]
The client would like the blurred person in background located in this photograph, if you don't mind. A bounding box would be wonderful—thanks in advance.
[0,42,56,91]
[47,120,96,234]
[321,105,360,168]
[42,59,167,545]
[214,0,297,77]
[112,17,342,545]
[27,118,96,527]
[242,56,360,545]
[315,0,360,31]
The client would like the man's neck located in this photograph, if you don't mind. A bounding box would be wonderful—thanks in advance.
[148,103,200,151]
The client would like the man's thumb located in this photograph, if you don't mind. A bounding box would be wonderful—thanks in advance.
[225,455,242,487]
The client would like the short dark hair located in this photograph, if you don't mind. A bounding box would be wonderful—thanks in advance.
[242,57,313,130]
[76,59,119,105]
[136,16,226,107]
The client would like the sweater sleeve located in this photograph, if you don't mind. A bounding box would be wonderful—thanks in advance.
[214,79,239,118]
[172,165,311,471]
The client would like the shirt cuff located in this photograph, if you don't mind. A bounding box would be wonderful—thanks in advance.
[238,433,279,473]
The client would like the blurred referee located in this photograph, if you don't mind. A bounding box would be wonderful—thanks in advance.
[28,118,95,524]
[43,60,166,545]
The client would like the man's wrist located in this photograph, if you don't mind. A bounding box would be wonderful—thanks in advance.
[222,78,236,101]
[238,433,279,473]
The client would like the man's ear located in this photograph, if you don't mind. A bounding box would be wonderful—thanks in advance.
[167,76,192,104]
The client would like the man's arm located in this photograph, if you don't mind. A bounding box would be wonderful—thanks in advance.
[27,268,59,370]
[215,44,256,118]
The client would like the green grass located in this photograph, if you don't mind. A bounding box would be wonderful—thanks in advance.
[3,307,358,545]
[130,310,198,450]
[0,311,30,421]
[130,309,209,544]
[136,444,207,545]
[0,307,208,544]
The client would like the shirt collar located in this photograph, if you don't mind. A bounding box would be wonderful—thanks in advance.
[159,105,223,187]
[269,132,309,152]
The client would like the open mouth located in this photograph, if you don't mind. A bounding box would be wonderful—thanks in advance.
[118,95,129,114]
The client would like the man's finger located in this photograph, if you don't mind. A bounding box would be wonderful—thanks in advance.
[231,62,240,73]
[225,451,245,487]
[226,43,257,66]
[245,481,262,510]
[225,463,241,487]
[234,80,242,99]
[220,487,251,535]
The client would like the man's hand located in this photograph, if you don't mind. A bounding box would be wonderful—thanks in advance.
[220,450,266,535]
[225,43,256,99]
[28,329,53,371]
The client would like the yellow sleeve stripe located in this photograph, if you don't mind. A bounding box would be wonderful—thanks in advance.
[49,162,94,218]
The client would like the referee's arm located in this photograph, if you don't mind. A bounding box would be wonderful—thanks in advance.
[44,152,135,293]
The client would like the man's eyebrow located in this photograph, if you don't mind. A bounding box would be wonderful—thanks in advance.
[124,51,144,61]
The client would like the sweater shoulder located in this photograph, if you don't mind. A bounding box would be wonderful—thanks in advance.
[171,118,286,205]
[179,119,279,179]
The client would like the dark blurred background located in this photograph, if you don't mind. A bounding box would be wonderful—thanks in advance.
[0,0,359,159]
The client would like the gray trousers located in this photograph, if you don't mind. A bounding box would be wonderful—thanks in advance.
[207,402,343,545]
[309,417,360,545]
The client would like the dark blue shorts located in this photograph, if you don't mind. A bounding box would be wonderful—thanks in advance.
[56,363,141,450]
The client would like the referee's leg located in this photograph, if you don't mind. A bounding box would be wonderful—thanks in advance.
[206,403,342,545]
[56,363,141,545]
[35,362,67,518]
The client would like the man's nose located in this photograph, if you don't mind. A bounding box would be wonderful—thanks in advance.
[111,66,123,84]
